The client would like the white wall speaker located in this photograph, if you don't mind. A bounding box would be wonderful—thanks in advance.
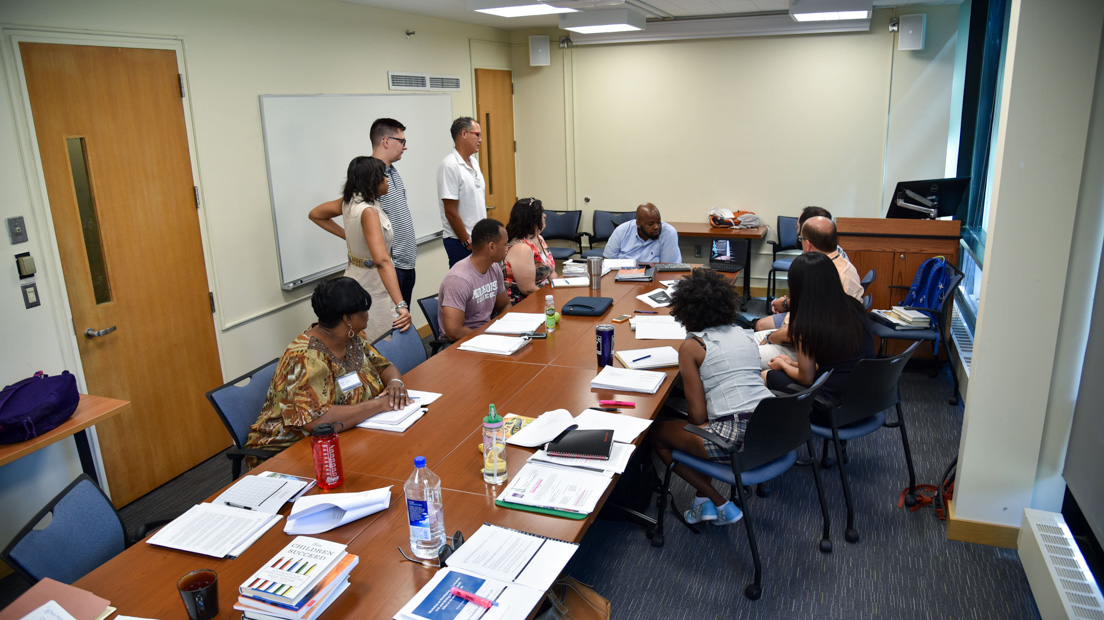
[529,35,550,67]
[898,14,926,51]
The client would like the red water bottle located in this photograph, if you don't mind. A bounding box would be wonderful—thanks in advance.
[311,422,344,489]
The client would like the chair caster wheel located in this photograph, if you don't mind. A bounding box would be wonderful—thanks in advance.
[949,397,959,406]
[821,457,835,469]
[756,484,770,498]
[904,493,917,507]
[650,534,664,548]
[845,529,859,543]
[744,584,762,600]
[819,538,833,553]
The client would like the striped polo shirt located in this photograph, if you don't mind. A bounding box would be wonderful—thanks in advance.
[379,164,416,270]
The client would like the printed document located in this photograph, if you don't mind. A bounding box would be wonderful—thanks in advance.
[573,409,652,443]
[484,313,546,335]
[147,502,281,558]
[443,524,577,592]
[213,474,307,513]
[497,463,608,514]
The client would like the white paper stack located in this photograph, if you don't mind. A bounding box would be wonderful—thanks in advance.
[603,258,637,270]
[529,442,636,476]
[614,346,679,369]
[635,322,686,340]
[148,503,283,558]
[629,315,677,331]
[561,260,588,275]
[551,277,589,288]
[458,334,530,355]
[590,366,665,394]
[357,390,441,432]
[284,487,392,535]
[484,313,547,334]
[573,409,653,443]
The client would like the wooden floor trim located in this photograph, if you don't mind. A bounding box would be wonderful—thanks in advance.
[946,497,1020,548]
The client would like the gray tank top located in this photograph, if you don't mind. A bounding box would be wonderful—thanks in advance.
[690,325,773,420]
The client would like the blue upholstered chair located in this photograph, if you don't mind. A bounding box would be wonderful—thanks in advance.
[580,210,635,258]
[648,372,832,601]
[206,358,280,479]
[2,474,137,584]
[541,210,582,260]
[809,342,920,544]
[416,294,450,355]
[372,326,427,374]
[861,268,877,293]
[766,215,801,303]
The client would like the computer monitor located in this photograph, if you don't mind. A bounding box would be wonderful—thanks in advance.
[885,177,970,220]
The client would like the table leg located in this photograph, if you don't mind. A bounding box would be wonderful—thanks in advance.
[742,239,753,309]
[74,429,99,485]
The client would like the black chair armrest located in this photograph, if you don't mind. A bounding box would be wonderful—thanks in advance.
[766,240,780,249]
[429,338,451,355]
[129,518,174,544]
[683,424,738,455]
[225,447,278,462]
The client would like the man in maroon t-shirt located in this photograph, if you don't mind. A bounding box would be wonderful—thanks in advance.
[438,218,511,341]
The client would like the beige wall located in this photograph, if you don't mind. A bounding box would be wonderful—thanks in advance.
[0,0,507,554]
[512,7,960,282]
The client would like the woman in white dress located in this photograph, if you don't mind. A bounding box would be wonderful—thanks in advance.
[309,156,412,343]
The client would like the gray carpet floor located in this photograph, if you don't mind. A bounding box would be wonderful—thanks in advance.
[1,317,1041,618]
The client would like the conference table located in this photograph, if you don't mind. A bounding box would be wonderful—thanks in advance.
[74,267,727,619]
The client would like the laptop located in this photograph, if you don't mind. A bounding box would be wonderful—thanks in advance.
[709,238,742,273]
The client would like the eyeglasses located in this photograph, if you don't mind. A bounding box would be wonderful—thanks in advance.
[397,530,464,567]
[387,136,407,146]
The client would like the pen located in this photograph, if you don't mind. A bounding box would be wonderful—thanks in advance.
[594,407,621,413]
[599,400,636,407]
[225,501,253,510]
[632,354,651,362]
[634,310,658,314]
[450,587,497,608]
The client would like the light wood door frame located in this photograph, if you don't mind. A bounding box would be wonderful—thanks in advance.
[3,29,224,498]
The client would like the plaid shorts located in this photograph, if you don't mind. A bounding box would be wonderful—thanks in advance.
[702,412,753,463]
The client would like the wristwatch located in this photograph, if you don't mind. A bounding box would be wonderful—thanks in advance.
[781,298,790,311]
[395,301,409,310]
[461,238,472,249]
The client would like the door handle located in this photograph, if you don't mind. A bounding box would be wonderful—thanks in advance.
[85,325,117,338]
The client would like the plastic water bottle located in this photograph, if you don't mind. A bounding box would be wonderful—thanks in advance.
[545,295,556,333]
[405,456,445,559]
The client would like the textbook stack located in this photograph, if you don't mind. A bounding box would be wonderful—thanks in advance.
[235,536,359,620]
[891,306,931,327]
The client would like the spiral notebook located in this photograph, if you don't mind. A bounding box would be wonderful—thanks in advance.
[545,429,613,460]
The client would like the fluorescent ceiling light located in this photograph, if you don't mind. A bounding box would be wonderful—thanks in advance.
[467,0,576,17]
[789,0,872,22]
[560,8,646,33]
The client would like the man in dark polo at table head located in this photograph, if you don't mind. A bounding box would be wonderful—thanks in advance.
[603,202,682,263]
[437,218,511,342]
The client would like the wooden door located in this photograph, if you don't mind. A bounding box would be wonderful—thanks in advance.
[21,43,226,506]
[474,68,516,225]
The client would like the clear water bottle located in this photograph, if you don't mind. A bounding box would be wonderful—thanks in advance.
[545,295,556,333]
[405,456,445,559]
[482,404,507,484]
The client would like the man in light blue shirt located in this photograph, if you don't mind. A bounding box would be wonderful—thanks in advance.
[603,203,682,263]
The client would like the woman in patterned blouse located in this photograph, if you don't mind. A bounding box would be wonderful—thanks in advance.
[503,197,556,305]
[244,277,409,461]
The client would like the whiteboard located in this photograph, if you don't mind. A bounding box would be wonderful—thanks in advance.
[260,94,453,289]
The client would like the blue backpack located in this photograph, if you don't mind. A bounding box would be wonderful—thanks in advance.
[899,257,954,354]
[0,371,80,444]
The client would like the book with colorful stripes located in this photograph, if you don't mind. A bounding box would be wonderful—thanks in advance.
[239,537,347,605]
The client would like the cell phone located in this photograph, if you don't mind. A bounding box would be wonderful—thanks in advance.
[611,314,632,323]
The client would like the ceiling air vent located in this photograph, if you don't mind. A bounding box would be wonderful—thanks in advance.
[388,71,461,92]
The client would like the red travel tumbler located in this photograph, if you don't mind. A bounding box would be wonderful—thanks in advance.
[311,422,344,489]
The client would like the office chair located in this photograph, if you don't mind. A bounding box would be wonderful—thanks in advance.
[766,215,801,303]
[809,342,920,543]
[580,210,635,258]
[416,294,451,355]
[872,263,964,405]
[863,294,872,311]
[1,474,161,584]
[206,358,280,479]
[372,326,428,374]
[541,210,583,260]
[861,268,876,293]
[648,373,832,601]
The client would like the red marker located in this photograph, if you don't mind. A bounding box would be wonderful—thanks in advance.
[450,587,497,609]
[599,400,635,408]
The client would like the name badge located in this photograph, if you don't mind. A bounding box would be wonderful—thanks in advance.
[336,372,362,394]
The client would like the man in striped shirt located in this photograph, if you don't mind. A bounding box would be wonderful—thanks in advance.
[370,118,418,305]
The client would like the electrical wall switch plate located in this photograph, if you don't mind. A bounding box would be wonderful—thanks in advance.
[7,216,28,244]
[15,252,35,279]
[21,282,40,308]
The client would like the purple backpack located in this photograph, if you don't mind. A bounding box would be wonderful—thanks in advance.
[0,371,80,444]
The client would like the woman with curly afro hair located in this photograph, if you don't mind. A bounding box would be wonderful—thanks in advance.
[647,268,773,527]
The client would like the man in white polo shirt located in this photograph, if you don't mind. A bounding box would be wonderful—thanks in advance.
[437,116,487,267]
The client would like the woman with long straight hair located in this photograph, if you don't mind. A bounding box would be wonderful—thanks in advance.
[310,156,412,342]
[763,251,874,406]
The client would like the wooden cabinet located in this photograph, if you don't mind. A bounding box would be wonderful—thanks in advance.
[838,218,961,358]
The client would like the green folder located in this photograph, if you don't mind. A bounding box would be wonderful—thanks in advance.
[494,499,588,520]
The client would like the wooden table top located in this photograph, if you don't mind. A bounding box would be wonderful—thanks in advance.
[668,222,768,239]
[0,394,130,468]
[73,272,699,618]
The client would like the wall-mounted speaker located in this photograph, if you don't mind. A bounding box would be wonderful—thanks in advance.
[529,35,550,67]
[898,14,926,51]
